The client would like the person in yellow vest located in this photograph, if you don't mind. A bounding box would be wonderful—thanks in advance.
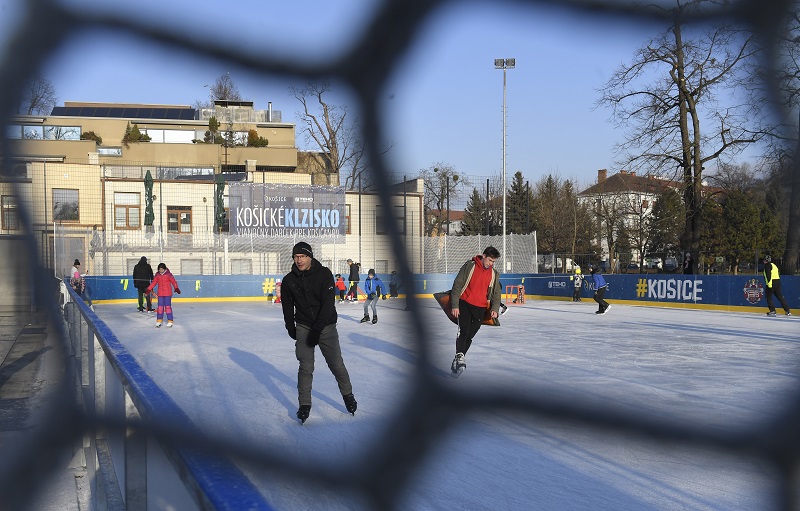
[763,255,792,317]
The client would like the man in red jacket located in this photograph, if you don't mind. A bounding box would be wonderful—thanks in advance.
[449,246,502,376]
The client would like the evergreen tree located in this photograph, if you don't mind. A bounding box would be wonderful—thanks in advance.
[507,171,534,234]
[646,188,684,261]
[720,190,761,273]
[461,188,490,235]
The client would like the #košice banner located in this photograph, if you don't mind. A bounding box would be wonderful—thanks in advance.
[229,183,346,239]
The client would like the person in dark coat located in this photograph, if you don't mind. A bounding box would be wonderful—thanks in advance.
[346,258,361,302]
[591,266,610,314]
[683,253,694,274]
[282,242,357,424]
[763,255,792,316]
[132,256,155,312]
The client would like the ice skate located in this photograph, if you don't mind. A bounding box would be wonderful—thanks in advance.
[343,393,357,415]
[451,353,466,377]
[156,322,162,328]
[167,321,173,328]
[767,311,777,317]
[296,405,311,424]
[372,315,377,324]
[360,315,370,323]
[500,303,508,315]
[787,312,793,316]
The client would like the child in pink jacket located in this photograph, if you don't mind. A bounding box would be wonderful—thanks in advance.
[146,263,181,327]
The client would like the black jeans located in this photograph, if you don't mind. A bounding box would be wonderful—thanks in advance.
[766,280,790,313]
[456,301,486,355]
[594,286,609,312]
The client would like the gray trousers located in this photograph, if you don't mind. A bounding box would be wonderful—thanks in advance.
[363,295,379,316]
[295,324,353,406]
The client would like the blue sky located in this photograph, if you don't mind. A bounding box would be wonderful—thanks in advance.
[1,0,758,190]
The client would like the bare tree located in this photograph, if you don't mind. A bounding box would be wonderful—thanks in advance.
[19,74,57,115]
[598,0,760,274]
[419,164,467,237]
[291,82,368,190]
[747,6,800,274]
[209,72,243,102]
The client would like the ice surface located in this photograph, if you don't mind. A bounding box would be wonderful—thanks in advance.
[97,298,799,510]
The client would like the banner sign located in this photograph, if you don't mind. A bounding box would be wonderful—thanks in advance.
[228,183,346,239]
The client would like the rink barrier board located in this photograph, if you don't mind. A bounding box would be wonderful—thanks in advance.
[66,286,274,510]
[76,273,797,314]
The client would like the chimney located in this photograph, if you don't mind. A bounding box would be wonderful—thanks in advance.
[267,102,272,122]
[597,169,607,183]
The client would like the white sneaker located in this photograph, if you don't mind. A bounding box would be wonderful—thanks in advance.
[167,322,173,328]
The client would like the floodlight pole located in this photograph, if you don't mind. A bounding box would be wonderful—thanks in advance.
[495,58,515,269]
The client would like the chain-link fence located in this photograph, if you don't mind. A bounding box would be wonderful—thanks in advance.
[3,1,800,511]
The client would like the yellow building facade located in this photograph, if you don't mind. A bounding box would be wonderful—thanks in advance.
[2,101,424,278]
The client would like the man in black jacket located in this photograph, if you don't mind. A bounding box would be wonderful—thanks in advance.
[763,255,792,316]
[281,242,357,424]
[346,258,360,302]
[132,256,154,312]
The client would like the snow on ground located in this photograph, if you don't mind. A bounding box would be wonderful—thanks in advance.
[96,297,799,510]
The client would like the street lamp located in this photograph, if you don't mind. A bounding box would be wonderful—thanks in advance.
[495,57,515,270]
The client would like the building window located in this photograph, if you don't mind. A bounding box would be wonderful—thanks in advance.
[2,195,18,230]
[376,205,385,235]
[345,204,351,234]
[231,259,252,275]
[375,205,404,235]
[53,188,79,222]
[180,259,202,274]
[395,205,405,235]
[44,126,80,140]
[114,192,141,229]
[167,206,192,234]
[97,147,122,156]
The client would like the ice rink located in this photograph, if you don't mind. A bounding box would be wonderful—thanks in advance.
[95,296,800,510]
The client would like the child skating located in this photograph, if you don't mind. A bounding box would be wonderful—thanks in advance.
[146,263,181,327]
[335,273,347,303]
[360,269,385,324]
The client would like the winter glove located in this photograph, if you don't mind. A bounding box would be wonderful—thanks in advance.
[369,293,376,299]
[175,288,181,294]
[286,325,297,340]
[306,328,321,347]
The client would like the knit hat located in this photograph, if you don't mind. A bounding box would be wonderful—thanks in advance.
[74,259,80,266]
[292,242,313,258]
[764,255,772,263]
[140,256,148,263]
[368,268,375,276]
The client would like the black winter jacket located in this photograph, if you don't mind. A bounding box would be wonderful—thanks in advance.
[348,262,360,282]
[132,259,154,288]
[281,258,338,333]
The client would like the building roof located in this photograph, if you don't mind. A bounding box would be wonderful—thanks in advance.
[579,170,679,196]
